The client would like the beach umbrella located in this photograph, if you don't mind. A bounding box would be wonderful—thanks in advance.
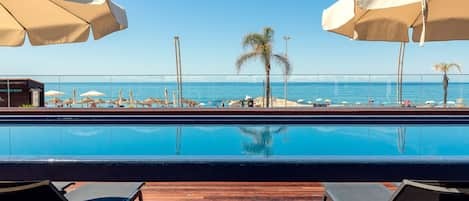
[63,98,73,107]
[80,90,105,97]
[164,88,169,106]
[117,89,128,105]
[0,0,127,46]
[322,0,469,104]
[172,91,177,107]
[45,90,64,97]
[47,97,63,104]
[72,88,77,104]
[129,89,135,105]
[79,97,94,104]
[94,99,106,104]
[425,100,436,105]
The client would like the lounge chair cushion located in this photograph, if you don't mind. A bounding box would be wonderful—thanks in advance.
[0,181,66,201]
[391,180,469,201]
[65,182,144,201]
[323,183,392,201]
[53,182,75,194]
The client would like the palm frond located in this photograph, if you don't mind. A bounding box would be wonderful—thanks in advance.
[236,51,261,73]
[448,63,462,73]
[272,54,292,75]
[242,33,265,49]
[263,27,275,42]
[433,63,463,73]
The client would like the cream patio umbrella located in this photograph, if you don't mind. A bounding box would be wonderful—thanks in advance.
[80,90,105,97]
[322,0,469,104]
[45,90,65,97]
[0,0,127,46]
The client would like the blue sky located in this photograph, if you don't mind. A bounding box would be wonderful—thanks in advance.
[2,0,469,76]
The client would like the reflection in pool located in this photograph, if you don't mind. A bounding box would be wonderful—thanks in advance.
[0,125,468,160]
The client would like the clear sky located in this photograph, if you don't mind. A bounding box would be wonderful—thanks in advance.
[2,0,469,76]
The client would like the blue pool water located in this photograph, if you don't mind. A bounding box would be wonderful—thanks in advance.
[1,125,469,160]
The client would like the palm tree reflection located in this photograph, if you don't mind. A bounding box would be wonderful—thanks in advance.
[176,127,182,155]
[239,127,287,156]
[397,127,406,154]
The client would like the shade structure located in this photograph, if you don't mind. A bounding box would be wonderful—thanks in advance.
[80,90,105,97]
[0,0,127,46]
[322,0,469,104]
[322,0,469,44]
[45,90,64,97]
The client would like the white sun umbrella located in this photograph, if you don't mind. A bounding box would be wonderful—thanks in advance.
[164,88,170,106]
[72,88,77,104]
[129,89,135,105]
[45,90,64,97]
[425,100,436,105]
[80,90,105,97]
[172,91,177,107]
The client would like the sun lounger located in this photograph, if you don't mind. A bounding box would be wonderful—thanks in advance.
[0,181,67,201]
[322,183,392,201]
[65,182,144,201]
[0,181,144,201]
[52,182,75,194]
[323,180,469,201]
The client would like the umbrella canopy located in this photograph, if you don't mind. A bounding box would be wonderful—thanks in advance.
[80,90,105,97]
[63,98,73,105]
[164,88,169,105]
[94,98,106,104]
[79,97,94,104]
[129,89,135,105]
[47,97,63,104]
[72,88,77,104]
[45,90,64,97]
[323,0,469,44]
[0,0,127,46]
[322,0,469,104]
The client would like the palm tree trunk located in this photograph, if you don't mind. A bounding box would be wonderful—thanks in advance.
[265,65,271,108]
[443,73,449,106]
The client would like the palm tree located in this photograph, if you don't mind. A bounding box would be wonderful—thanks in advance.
[433,63,462,106]
[236,27,291,108]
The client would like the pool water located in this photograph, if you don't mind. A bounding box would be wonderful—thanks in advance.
[1,125,468,160]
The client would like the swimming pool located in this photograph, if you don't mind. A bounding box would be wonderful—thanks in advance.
[0,124,469,181]
[1,124,469,182]
[1,124,469,159]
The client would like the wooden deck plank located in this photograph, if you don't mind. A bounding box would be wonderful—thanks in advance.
[141,182,324,201]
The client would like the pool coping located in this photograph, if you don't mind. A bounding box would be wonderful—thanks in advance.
[2,108,469,124]
[2,107,469,115]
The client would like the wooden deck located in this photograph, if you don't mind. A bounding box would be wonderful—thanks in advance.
[142,182,325,201]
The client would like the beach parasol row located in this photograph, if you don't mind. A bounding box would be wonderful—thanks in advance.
[0,0,127,46]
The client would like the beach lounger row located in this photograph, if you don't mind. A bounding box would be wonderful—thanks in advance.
[0,181,144,201]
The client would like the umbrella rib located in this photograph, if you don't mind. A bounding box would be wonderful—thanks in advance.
[0,2,26,32]
[47,0,91,26]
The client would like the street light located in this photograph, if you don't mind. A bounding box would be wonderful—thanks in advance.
[283,36,291,108]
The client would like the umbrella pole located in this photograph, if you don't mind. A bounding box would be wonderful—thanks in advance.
[400,43,406,105]
[396,42,406,105]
